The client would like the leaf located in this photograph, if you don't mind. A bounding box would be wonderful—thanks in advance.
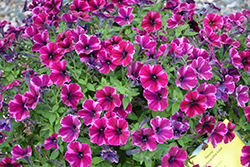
[79,79,86,85]
[162,44,172,61]
[92,157,103,165]
[86,83,95,91]
[122,97,130,109]
[49,114,56,124]
[127,112,138,120]
[52,105,59,112]
[144,159,152,167]
[184,31,199,36]
[172,102,180,115]
[50,150,59,159]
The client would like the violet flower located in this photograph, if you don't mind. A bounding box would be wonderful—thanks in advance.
[0,118,12,132]
[100,146,119,163]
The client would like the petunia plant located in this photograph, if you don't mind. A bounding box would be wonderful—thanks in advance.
[0,0,250,167]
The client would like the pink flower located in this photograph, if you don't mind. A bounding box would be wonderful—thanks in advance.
[240,145,250,167]
[219,33,240,48]
[201,27,221,48]
[31,74,52,88]
[127,61,143,81]
[187,48,209,65]
[139,64,168,92]
[75,34,101,55]
[78,99,102,125]
[229,48,242,69]
[167,14,185,29]
[141,11,162,33]
[11,145,32,160]
[224,122,236,144]
[114,7,134,26]
[161,146,187,167]
[175,66,197,91]
[70,0,89,15]
[143,87,168,111]
[21,26,39,39]
[111,41,135,67]
[134,35,156,51]
[65,141,92,167]
[44,0,61,14]
[58,114,81,142]
[24,85,40,109]
[89,117,109,145]
[239,49,250,71]
[88,0,106,12]
[244,106,250,122]
[191,57,213,80]
[1,79,21,92]
[203,13,223,30]
[8,94,30,122]
[50,60,71,87]
[104,118,130,145]
[110,0,128,8]
[180,91,206,117]
[131,128,157,151]
[44,133,59,151]
[195,83,216,108]
[195,115,215,135]
[0,132,7,144]
[95,86,121,112]
[0,157,21,167]
[58,38,75,55]
[113,94,132,119]
[97,50,117,74]
[150,116,173,143]
[247,35,250,48]
[61,83,84,109]
[207,121,227,148]
[236,85,249,107]
[40,42,63,67]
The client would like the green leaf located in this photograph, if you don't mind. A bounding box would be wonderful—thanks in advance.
[79,79,86,85]
[52,104,59,112]
[172,102,180,115]
[49,113,56,124]
[183,31,199,36]
[144,159,152,167]
[92,157,103,165]
[122,97,130,109]
[127,112,138,120]
[50,150,59,159]
[86,83,95,91]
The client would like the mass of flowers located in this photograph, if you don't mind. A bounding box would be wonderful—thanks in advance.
[0,0,250,166]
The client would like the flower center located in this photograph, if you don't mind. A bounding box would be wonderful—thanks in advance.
[98,127,105,134]
[177,117,182,122]
[124,15,129,21]
[77,151,84,159]
[174,129,179,135]
[0,134,3,140]
[196,67,200,73]
[105,59,111,65]
[156,92,162,101]
[90,109,96,117]
[242,57,247,66]
[155,127,161,134]
[150,74,158,81]
[71,124,77,132]
[168,156,175,163]
[61,70,67,76]
[122,51,128,58]
[84,44,90,50]
[95,5,100,9]
[149,53,155,59]
[117,0,123,4]
[150,18,156,26]
[21,102,26,109]
[48,52,55,59]
[179,75,185,83]
[189,99,197,106]
[140,135,149,143]
[50,137,57,143]
[67,92,73,100]
[116,127,123,135]
[106,95,113,101]
[200,91,204,95]
[209,21,214,26]
[4,163,14,167]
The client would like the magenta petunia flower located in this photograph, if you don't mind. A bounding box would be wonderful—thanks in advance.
[89,117,109,145]
[21,26,39,39]
[172,122,184,139]
[239,49,250,71]
[114,7,134,26]
[110,0,128,8]
[203,13,223,30]
[97,49,117,74]
[244,106,250,122]
[0,132,7,144]
[40,42,63,67]
[95,86,121,112]
[175,66,197,91]
[145,47,161,60]
[143,87,168,111]
[150,116,173,144]
[111,41,135,67]
[44,0,61,14]
[247,35,250,48]
[201,26,221,48]
[131,128,157,151]
[195,115,216,135]
[187,48,209,65]
[141,11,162,33]
[0,157,21,167]
[0,93,3,110]
[50,60,71,87]
[61,83,84,109]
[58,38,75,55]
[88,0,106,12]
[31,74,52,88]
[139,64,168,92]
[32,30,49,51]
[191,57,213,80]
[61,13,78,28]
[113,94,132,119]
[161,146,187,167]
[104,111,119,119]
[70,0,89,15]
[1,79,21,92]
[24,85,40,109]
[236,85,249,108]
[180,91,206,117]
[170,110,189,131]
[167,14,185,29]
[240,145,250,167]
[75,34,101,55]
[8,94,30,122]
[104,118,130,146]
[134,35,157,51]
[224,122,236,144]
[195,83,216,108]
[127,61,143,81]
[11,145,32,160]
[207,121,227,148]
[65,141,92,167]
[44,133,59,151]
[78,99,102,125]
[58,114,81,142]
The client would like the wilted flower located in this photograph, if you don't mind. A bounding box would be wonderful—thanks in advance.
[100,146,119,163]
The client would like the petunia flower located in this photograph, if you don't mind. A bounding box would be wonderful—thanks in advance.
[145,47,161,60]
[172,122,184,139]
[0,118,12,132]
[134,35,156,51]
[75,34,101,55]
[104,118,130,146]
[21,26,39,40]
[44,133,59,151]
[175,66,197,91]
[88,0,106,13]
[150,116,173,144]
[61,13,78,28]
[114,7,134,26]
[65,141,92,167]
[111,40,135,67]
[0,157,21,167]
[141,11,162,33]
[187,48,209,65]
[170,110,189,131]
[58,114,81,142]
[89,117,109,145]
[191,57,213,80]
[127,61,143,81]
[195,83,216,108]
[236,85,249,108]
[1,79,21,92]
[95,86,121,112]
[131,128,157,151]
[200,26,221,48]
[78,99,102,125]
[239,49,250,71]
[161,146,187,167]
[247,35,250,48]
[203,13,223,30]
[180,91,206,117]
[100,146,119,163]
[139,64,168,92]
[195,115,215,135]
[113,94,132,119]
[40,42,63,67]
[44,0,61,14]
[70,0,89,15]
[8,94,30,122]
[0,132,7,144]
[207,121,227,148]
[61,83,84,109]
[97,49,117,74]
[143,87,168,111]
[240,145,250,167]
[167,14,185,29]
[110,0,129,8]
[32,30,49,51]
[224,122,236,144]
[11,145,32,160]
[244,106,250,122]
[50,60,71,87]
[24,85,40,109]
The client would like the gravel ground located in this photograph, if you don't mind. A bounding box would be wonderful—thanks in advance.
[0,0,250,26]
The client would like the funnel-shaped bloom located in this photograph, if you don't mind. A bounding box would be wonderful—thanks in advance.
[176,66,197,91]
[0,157,21,167]
[75,34,101,55]
[161,146,187,167]
[236,85,249,108]
[203,13,223,30]
[44,133,59,151]
[89,117,108,145]
[24,85,40,109]
[201,27,221,48]
[224,122,236,144]
[114,7,134,26]
[131,128,156,151]
[240,145,250,167]
[195,83,216,108]
[191,57,213,80]
[113,94,132,119]
[40,42,63,67]
[195,115,215,135]
[207,121,227,148]
[141,11,162,33]
[97,50,117,74]
[11,145,32,160]
[50,60,71,86]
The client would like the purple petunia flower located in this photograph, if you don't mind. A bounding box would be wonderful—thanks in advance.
[44,133,59,151]
[134,35,157,51]
[114,7,134,26]
[191,57,213,80]
[172,122,184,139]
[100,146,119,163]
[50,60,71,87]
[32,30,49,51]
[195,115,215,135]
[176,66,197,91]
[58,114,81,142]
[75,34,101,55]
[150,116,173,144]
[236,85,249,108]
[224,122,236,144]
[89,117,108,145]
[161,146,187,167]
[11,145,32,160]
[240,145,250,167]
[0,157,21,167]
[170,110,189,131]
[65,141,92,167]
[131,128,157,151]
[207,121,227,148]
[0,118,12,132]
